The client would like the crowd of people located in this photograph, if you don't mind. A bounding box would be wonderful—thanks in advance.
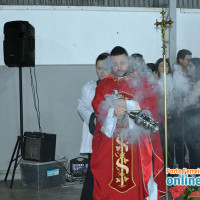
[147,49,200,170]
[77,47,200,200]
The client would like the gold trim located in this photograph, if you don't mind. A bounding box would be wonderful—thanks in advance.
[109,141,136,193]
[118,91,134,99]
[109,135,114,188]
[108,90,137,193]
[110,72,135,82]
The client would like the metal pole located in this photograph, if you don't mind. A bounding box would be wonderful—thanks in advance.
[19,67,23,139]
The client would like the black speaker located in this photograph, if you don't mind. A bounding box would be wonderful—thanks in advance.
[3,20,35,67]
[23,132,56,162]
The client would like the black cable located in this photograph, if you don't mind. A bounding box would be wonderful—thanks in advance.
[29,67,40,130]
[55,159,85,183]
[55,159,70,174]
[29,67,42,132]
[33,67,42,132]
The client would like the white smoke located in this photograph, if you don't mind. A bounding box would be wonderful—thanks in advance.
[183,84,200,107]
[101,56,112,73]
[97,55,200,144]
[119,128,141,144]
[173,64,190,95]
[97,56,159,143]
[97,93,115,124]
[157,63,200,113]
[172,64,191,111]
[157,73,176,115]
[119,122,149,144]
[129,56,157,85]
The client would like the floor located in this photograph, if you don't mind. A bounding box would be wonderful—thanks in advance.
[0,179,187,200]
[0,158,188,200]
[0,179,83,200]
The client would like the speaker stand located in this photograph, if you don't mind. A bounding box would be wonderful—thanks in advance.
[4,67,24,189]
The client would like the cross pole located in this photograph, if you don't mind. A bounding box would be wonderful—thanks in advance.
[154,8,173,200]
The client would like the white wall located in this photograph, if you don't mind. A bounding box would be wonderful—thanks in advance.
[0,64,97,180]
[177,8,200,58]
[0,6,199,180]
[0,6,164,65]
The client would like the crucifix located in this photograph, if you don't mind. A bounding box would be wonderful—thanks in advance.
[154,8,173,200]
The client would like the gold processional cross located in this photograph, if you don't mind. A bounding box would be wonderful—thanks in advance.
[154,8,173,200]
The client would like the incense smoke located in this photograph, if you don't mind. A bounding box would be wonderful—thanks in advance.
[97,53,200,144]
[97,56,157,143]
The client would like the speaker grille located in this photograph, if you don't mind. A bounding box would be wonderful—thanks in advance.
[23,132,56,162]
[24,137,41,161]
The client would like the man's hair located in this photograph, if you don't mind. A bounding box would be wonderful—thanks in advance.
[95,52,110,66]
[110,46,128,57]
[130,53,144,63]
[177,49,192,64]
[131,53,143,59]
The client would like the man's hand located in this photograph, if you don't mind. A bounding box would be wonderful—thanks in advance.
[116,99,126,108]
[114,99,127,117]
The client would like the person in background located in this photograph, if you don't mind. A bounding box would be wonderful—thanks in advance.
[91,46,165,200]
[131,53,145,62]
[183,58,200,169]
[129,53,146,72]
[78,52,110,200]
[155,58,175,169]
[176,49,192,73]
[130,54,156,85]
[147,63,158,79]
[157,58,172,77]
[172,49,192,168]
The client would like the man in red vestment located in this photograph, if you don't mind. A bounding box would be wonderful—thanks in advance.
[91,46,166,200]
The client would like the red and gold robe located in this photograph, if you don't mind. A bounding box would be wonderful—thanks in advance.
[91,72,166,200]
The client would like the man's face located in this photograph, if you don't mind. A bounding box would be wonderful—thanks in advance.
[179,54,192,69]
[111,54,129,77]
[186,61,196,80]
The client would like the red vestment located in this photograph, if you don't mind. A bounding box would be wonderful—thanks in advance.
[91,72,166,200]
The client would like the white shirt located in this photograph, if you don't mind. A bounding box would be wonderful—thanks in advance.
[78,81,97,153]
